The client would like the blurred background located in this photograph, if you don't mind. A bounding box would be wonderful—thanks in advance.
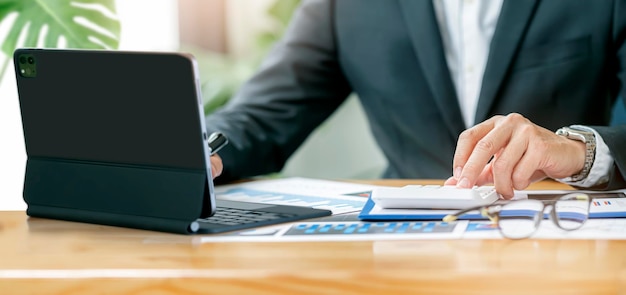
[0,0,386,210]
[1,0,624,210]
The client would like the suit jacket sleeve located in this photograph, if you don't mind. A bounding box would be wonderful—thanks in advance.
[592,126,626,189]
[591,0,626,190]
[205,0,351,182]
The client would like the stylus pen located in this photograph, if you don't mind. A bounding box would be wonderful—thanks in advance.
[208,132,229,156]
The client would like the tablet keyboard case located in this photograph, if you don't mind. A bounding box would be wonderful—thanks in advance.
[15,49,213,234]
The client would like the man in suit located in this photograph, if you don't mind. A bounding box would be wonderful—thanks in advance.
[205,0,626,197]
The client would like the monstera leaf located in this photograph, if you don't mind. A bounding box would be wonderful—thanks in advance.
[0,0,120,78]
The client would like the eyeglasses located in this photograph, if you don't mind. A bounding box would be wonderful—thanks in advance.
[443,193,591,239]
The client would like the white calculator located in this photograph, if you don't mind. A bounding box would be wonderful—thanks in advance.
[371,185,501,209]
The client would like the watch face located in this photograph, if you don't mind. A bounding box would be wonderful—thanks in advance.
[556,128,568,136]
[569,127,594,135]
[557,127,595,143]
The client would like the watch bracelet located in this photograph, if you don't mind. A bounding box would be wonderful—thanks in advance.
[571,143,595,181]
[555,127,597,182]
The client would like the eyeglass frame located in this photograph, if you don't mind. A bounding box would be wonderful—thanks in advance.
[442,193,592,239]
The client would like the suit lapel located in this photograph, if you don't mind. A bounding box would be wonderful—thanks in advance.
[474,0,540,124]
[398,0,465,139]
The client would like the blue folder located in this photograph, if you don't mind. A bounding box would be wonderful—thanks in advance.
[358,192,626,221]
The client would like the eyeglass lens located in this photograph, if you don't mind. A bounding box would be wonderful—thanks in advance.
[498,200,543,239]
[553,194,590,230]
[497,193,590,239]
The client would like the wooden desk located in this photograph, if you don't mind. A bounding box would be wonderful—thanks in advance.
[1,180,624,295]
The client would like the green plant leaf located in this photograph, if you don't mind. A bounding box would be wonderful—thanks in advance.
[254,0,301,60]
[267,0,300,28]
[0,0,121,57]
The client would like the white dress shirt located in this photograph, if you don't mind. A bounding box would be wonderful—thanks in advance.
[432,0,613,187]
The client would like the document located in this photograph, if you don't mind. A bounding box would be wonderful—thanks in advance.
[200,220,469,242]
[196,178,626,242]
[198,218,626,242]
[214,177,377,214]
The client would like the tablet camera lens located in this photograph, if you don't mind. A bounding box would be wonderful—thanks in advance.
[18,55,37,78]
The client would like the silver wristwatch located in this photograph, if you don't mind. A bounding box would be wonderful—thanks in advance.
[555,126,596,182]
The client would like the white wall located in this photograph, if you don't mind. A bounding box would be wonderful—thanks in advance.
[0,0,179,210]
[0,55,23,210]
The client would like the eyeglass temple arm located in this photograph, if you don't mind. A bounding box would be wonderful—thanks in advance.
[442,205,487,222]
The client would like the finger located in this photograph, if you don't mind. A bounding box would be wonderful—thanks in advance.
[452,116,502,180]
[510,138,555,190]
[475,163,518,200]
[444,176,457,186]
[210,155,223,179]
[529,171,548,184]
[473,162,518,200]
[490,132,528,198]
[458,119,514,188]
[474,162,494,187]
[446,166,493,186]
[510,150,541,190]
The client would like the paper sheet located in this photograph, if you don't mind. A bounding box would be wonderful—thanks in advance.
[200,220,469,242]
[202,178,626,242]
[198,218,626,242]
[214,177,377,214]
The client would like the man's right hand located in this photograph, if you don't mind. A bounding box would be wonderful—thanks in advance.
[443,113,587,199]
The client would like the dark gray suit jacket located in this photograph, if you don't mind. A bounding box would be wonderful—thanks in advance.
[206,0,626,189]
